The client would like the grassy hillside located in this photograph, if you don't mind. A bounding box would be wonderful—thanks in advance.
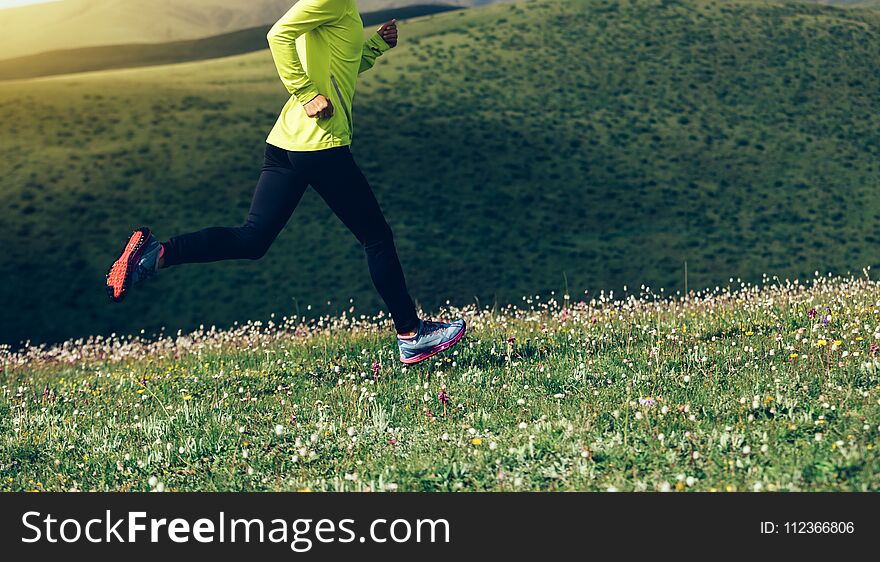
[2,274,878,491]
[0,4,463,81]
[0,0,497,59]
[3,0,880,345]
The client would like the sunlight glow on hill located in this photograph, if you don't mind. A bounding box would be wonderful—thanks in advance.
[0,0,60,9]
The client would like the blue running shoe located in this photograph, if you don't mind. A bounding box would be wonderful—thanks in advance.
[106,227,162,303]
[398,319,466,365]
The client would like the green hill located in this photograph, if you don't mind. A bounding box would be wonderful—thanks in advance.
[3,0,880,345]
[0,4,464,81]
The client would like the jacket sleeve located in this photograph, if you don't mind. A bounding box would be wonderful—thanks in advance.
[358,31,391,74]
[267,0,343,106]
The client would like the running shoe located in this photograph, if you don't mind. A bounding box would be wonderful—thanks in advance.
[105,227,162,303]
[398,319,466,365]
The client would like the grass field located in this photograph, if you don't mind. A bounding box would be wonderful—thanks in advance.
[2,273,879,492]
[4,0,880,347]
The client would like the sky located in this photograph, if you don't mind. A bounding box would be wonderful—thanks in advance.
[0,0,60,9]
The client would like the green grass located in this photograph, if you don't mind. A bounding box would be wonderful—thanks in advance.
[4,0,880,345]
[2,274,878,491]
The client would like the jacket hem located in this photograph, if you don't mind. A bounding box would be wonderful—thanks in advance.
[265,136,352,152]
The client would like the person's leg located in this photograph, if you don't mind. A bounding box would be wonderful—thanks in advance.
[161,144,309,266]
[303,146,420,335]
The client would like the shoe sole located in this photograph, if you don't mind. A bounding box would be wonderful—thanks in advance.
[400,321,467,365]
[106,227,151,303]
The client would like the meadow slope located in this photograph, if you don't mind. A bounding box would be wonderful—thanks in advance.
[3,0,880,345]
[2,274,878,491]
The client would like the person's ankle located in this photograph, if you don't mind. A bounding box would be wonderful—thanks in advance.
[397,320,420,340]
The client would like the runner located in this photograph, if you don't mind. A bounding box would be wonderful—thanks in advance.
[105,0,465,365]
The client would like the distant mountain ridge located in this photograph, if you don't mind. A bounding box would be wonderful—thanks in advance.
[0,4,463,80]
[0,0,504,59]
[811,1,879,5]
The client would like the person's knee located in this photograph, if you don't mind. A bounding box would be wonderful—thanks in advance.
[362,223,394,252]
[236,225,274,260]
[244,240,271,260]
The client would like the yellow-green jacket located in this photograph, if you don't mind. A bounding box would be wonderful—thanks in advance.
[266,0,391,151]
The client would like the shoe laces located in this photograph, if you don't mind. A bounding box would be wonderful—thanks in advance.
[421,320,446,337]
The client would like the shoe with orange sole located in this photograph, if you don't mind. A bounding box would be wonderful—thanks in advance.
[105,227,162,303]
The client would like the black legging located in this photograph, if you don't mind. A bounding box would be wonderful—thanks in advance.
[162,143,420,334]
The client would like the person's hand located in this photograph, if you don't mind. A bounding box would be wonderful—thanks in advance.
[304,94,333,118]
[377,19,398,48]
